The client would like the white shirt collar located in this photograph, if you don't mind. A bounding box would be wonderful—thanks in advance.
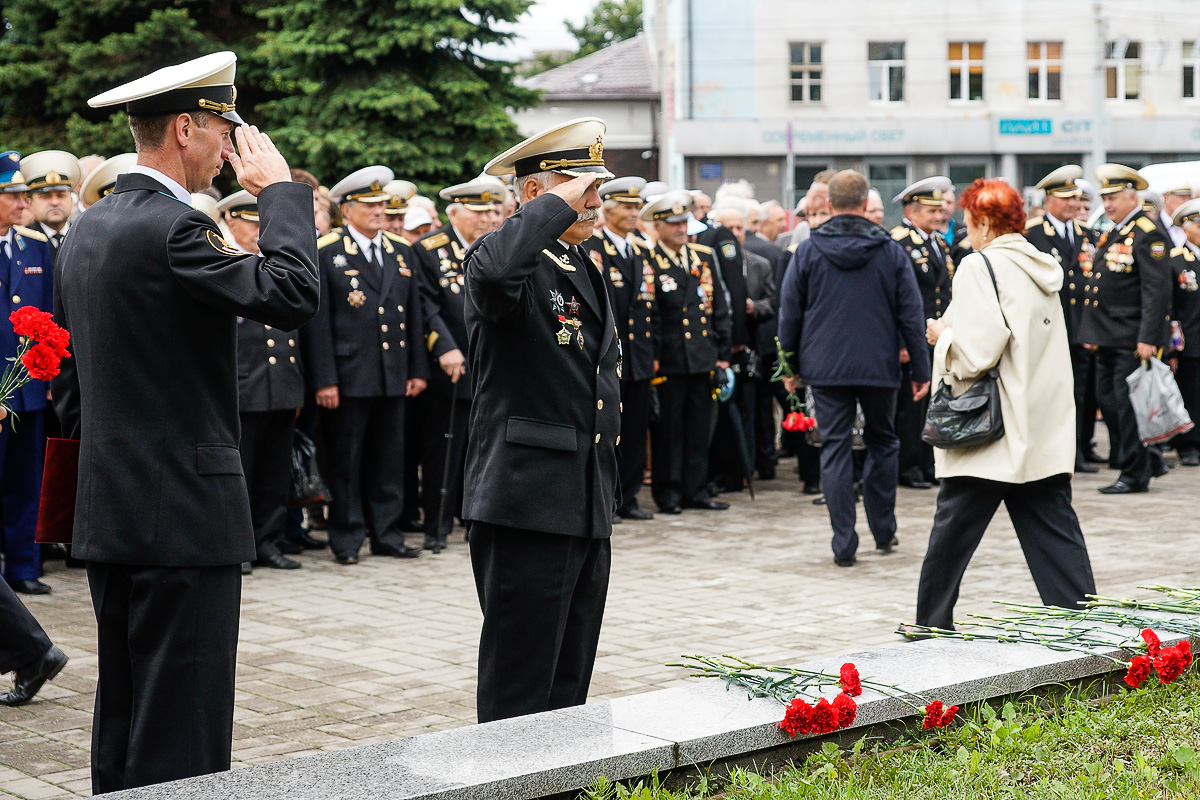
[40,221,68,239]
[129,165,192,204]
[449,225,470,249]
[1046,213,1070,239]
[604,226,630,256]
[346,223,383,255]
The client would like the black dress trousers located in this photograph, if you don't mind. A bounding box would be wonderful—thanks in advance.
[322,395,408,558]
[402,392,430,525]
[754,375,779,476]
[238,410,297,560]
[420,396,471,538]
[1094,347,1151,487]
[617,378,652,512]
[896,358,935,481]
[469,522,610,723]
[810,386,899,560]
[651,373,717,508]
[915,474,1096,630]
[0,579,52,674]
[87,562,241,794]
[1071,344,1100,457]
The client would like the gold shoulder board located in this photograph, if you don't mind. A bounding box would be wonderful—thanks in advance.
[422,232,450,250]
[14,225,47,242]
[317,231,341,249]
[889,226,909,241]
[1024,216,1044,231]
[1136,217,1157,233]
[689,243,714,254]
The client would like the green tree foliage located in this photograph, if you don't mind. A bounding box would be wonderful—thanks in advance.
[0,0,535,188]
[566,0,642,58]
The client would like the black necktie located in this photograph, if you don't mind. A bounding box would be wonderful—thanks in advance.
[51,233,62,250]
[370,243,380,266]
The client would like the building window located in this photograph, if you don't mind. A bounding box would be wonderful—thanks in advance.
[868,42,905,103]
[789,42,823,103]
[1105,40,1140,100]
[1185,41,1199,99]
[1027,41,1062,100]
[948,42,984,101]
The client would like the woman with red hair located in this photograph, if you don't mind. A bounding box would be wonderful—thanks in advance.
[915,178,1096,629]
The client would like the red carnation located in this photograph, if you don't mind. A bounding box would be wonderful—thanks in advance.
[810,697,838,734]
[20,342,61,381]
[1141,629,1162,657]
[1179,640,1193,669]
[10,307,55,341]
[780,697,812,737]
[782,411,804,432]
[832,691,857,728]
[1124,654,1152,688]
[838,663,862,697]
[1155,647,1188,685]
[799,416,817,432]
[39,325,71,359]
[922,701,944,730]
[940,705,959,726]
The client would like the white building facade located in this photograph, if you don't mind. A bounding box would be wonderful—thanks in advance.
[645,0,1200,224]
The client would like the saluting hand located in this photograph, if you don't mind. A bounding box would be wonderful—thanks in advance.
[228,125,291,196]
[546,174,600,216]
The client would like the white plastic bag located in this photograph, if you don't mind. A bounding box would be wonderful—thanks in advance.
[1126,357,1195,444]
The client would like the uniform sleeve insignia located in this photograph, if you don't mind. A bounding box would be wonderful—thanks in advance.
[205,229,242,256]
[426,330,439,352]
[1136,217,1157,233]
[1151,242,1167,259]
[422,232,450,250]
[720,242,737,260]
[14,225,47,242]
[317,231,341,249]
[1024,216,1044,231]
[689,243,714,254]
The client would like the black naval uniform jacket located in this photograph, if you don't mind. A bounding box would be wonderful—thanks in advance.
[52,176,319,566]
[890,222,953,321]
[412,226,472,400]
[237,317,305,412]
[1024,214,1097,344]
[463,194,622,539]
[582,230,660,382]
[650,240,732,375]
[304,228,430,397]
[1078,211,1173,350]
[1170,244,1200,360]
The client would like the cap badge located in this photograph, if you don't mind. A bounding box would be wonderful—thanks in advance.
[589,137,604,161]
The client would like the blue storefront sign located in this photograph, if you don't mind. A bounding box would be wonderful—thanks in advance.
[699,162,723,180]
[998,119,1052,136]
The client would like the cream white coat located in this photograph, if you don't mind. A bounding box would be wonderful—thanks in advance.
[932,233,1076,483]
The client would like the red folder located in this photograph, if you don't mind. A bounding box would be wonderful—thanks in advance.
[36,438,80,544]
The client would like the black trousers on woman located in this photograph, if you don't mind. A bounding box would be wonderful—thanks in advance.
[915,474,1096,630]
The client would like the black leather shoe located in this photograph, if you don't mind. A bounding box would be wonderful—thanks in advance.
[240,562,253,575]
[7,579,51,595]
[1083,449,1107,464]
[833,556,856,568]
[255,553,301,570]
[371,543,422,559]
[812,496,827,506]
[876,536,899,554]
[802,482,821,495]
[40,543,69,561]
[899,477,933,489]
[617,507,654,521]
[334,554,359,565]
[1074,460,1099,474]
[277,539,303,555]
[658,505,682,514]
[1152,459,1171,478]
[686,498,730,511]
[611,514,623,525]
[1098,480,1148,494]
[0,645,68,706]
[293,532,326,550]
[1181,452,1200,467]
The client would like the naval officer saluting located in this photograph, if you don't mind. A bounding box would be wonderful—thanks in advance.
[464,117,621,722]
[53,52,319,793]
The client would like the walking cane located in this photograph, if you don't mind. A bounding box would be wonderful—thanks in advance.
[433,394,457,554]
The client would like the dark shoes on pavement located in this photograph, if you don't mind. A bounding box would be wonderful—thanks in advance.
[278,532,326,554]
[685,498,730,511]
[617,507,654,521]
[256,553,301,570]
[1180,450,1200,467]
[7,578,51,595]
[0,645,68,707]
[1098,480,1148,494]
[370,542,422,559]
[876,536,899,554]
[898,469,932,489]
[1074,460,1099,474]
[833,556,856,568]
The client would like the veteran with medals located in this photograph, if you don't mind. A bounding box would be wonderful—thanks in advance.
[464,117,620,722]
[52,53,319,792]
[1078,164,1173,494]
[411,176,502,551]
[583,176,660,521]
[20,150,81,261]
[644,190,733,513]
[303,166,430,563]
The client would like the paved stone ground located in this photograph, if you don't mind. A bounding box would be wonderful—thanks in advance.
[4,450,1200,798]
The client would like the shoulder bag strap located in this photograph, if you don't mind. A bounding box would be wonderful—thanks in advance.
[977,252,1010,375]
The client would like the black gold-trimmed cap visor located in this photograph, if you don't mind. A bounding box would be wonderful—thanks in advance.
[603,190,644,204]
[513,148,613,179]
[1043,183,1082,198]
[1098,180,1140,196]
[385,196,408,215]
[228,205,259,221]
[449,190,502,212]
[907,191,945,207]
[343,181,390,204]
[126,85,244,125]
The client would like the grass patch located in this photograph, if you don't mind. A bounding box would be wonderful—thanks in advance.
[583,670,1200,799]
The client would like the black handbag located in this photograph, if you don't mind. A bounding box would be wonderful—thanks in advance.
[922,253,1008,450]
[288,430,331,507]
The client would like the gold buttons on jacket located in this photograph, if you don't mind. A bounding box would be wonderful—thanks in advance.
[399,323,405,330]
[265,325,272,330]
[700,316,707,323]
[268,356,277,365]
[702,330,708,337]
[382,342,390,350]
[11,295,18,304]
[267,339,275,347]
[381,325,389,333]
[615,435,621,445]
[685,332,692,339]
[683,319,690,326]
[629,333,635,340]
[400,340,406,347]
[597,400,604,410]
[289,339,295,347]
[397,305,404,312]
[594,434,601,443]
[378,306,385,314]
[289,356,296,363]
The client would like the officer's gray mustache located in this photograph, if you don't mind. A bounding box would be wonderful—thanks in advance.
[577,209,599,223]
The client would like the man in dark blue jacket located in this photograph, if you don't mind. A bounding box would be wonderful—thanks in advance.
[778,170,930,566]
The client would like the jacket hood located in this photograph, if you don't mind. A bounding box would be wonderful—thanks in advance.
[808,213,891,269]
[976,233,1063,295]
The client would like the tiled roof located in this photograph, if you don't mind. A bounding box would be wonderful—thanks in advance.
[522,34,657,101]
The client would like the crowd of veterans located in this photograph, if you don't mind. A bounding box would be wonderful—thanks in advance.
[3,48,1200,797]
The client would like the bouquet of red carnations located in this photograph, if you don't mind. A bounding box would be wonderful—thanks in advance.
[2,307,71,423]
